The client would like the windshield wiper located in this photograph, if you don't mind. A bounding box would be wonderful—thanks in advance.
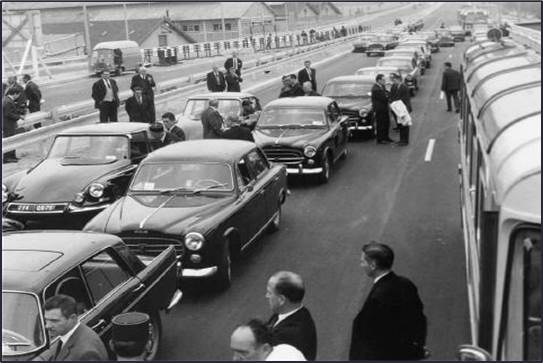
[159,187,194,195]
[192,183,229,194]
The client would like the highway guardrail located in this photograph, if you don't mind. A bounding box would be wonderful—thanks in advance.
[509,24,541,53]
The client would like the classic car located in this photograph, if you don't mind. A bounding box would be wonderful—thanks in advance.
[396,40,432,68]
[176,92,261,139]
[321,76,375,138]
[376,56,421,96]
[3,123,157,229]
[355,66,400,89]
[84,140,288,290]
[253,97,348,183]
[365,43,385,57]
[2,231,182,361]
[384,47,426,74]
[366,35,398,56]
[352,34,377,53]
[437,35,455,47]
[449,25,466,41]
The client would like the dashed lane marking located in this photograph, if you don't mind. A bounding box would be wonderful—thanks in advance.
[424,139,436,162]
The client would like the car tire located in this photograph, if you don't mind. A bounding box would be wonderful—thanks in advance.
[318,154,332,184]
[144,312,162,361]
[214,248,232,290]
[267,204,281,233]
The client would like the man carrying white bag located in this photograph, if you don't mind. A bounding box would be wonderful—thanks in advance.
[389,73,412,146]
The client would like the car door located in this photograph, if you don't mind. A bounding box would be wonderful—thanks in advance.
[243,150,272,239]
[328,102,348,155]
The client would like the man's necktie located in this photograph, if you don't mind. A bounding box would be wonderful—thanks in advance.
[307,68,312,81]
[268,314,278,328]
[137,95,142,105]
[54,340,63,359]
[234,58,237,69]
[215,73,220,83]
[106,80,111,89]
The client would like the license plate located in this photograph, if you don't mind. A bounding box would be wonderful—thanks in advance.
[36,205,57,212]
[14,204,63,212]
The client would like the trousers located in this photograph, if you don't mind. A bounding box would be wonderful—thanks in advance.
[445,90,460,111]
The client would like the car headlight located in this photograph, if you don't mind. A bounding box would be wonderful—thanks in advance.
[359,109,369,117]
[2,184,8,203]
[406,75,413,80]
[88,183,105,198]
[304,146,317,158]
[185,232,205,251]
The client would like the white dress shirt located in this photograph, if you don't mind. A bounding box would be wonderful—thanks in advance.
[274,305,303,327]
[59,321,81,345]
[374,271,391,284]
[266,344,306,361]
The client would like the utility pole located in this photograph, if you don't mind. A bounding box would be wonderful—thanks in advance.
[82,4,92,68]
[123,3,129,40]
[285,2,289,32]
[220,2,226,41]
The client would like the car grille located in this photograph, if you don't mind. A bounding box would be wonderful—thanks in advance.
[341,109,360,121]
[262,146,304,165]
[118,231,185,257]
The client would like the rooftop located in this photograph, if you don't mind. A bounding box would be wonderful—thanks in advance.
[144,139,256,163]
[264,96,334,108]
[60,122,151,136]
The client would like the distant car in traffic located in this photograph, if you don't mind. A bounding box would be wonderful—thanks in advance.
[176,92,262,140]
[355,66,400,89]
[437,35,455,47]
[3,123,157,229]
[376,56,421,96]
[366,35,398,56]
[84,140,288,290]
[384,47,426,74]
[2,231,181,361]
[321,75,376,138]
[352,34,377,53]
[449,25,467,41]
[396,40,432,68]
[254,97,349,183]
[366,43,386,57]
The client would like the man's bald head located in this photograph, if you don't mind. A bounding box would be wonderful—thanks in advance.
[269,271,305,303]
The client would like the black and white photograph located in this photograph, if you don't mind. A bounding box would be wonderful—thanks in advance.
[1,0,541,361]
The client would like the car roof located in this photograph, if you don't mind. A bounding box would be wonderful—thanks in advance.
[188,92,255,100]
[93,40,139,50]
[264,96,334,109]
[2,231,122,293]
[326,75,374,83]
[143,139,256,163]
[59,122,150,136]
[358,66,400,71]
[378,56,413,62]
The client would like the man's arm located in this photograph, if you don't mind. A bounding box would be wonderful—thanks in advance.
[206,73,214,92]
[209,112,225,136]
[441,72,447,92]
[147,74,156,88]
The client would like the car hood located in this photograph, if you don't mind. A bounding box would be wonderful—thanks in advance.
[328,97,372,110]
[10,159,126,203]
[96,193,236,234]
[254,127,328,148]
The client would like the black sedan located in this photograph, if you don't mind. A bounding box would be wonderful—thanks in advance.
[254,97,349,183]
[321,75,375,139]
[84,140,288,290]
[437,35,455,47]
[3,123,157,229]
[2,231,181,361]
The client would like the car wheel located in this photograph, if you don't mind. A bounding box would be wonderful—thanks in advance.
[267,204,281,233]
[214,248,232,290]
[318,154,331,184]
[144,312,162,361]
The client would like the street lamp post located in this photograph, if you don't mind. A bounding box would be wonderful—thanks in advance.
[123,3,129,40]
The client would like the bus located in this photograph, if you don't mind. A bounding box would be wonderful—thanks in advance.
[458,8,489,35]
[456,32,541,360]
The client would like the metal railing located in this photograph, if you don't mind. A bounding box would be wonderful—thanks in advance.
[509,24,541,53]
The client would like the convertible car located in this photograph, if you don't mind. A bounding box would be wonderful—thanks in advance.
[3,123,157,229]
[84,140,288,290]
[2,231,181,361]
[253,97,349,183]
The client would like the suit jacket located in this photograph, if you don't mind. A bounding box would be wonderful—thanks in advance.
[279,84,305,98]
[130,74,156,98]
[125,95,153,123]
[298,67,317,91]
[54,324,108,361]
[222,125,254,142]
[167,125,186,142]
[2,96,21,136]
[224,57,243,76]
[24,81,42,112]
[268,307,317,360]
[201,107,225,139]
[225,72,242,92]
[441,68,461,92]
[349,272,427,360]
[371,83,389,114]
[91,79,119,109]
[5,82,27,113]
[389,83,412,113]
[206,71,226,92]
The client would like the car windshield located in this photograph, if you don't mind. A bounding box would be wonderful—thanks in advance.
[377,59,412,71]
[2,292,45,355]
[257,108,326,128]
[183,99,241,119]
[48,135,128,165]
[323,82,373,97]
[130,162,234,193]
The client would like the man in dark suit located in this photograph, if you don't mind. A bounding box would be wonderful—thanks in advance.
[201,99,226,139]
[22,74,42,112]
[266,271,317,360]
[297,60,317,92]
[224,51,243,77]
[371,74,394,144]
[130,66,156,122]
[44,294,108,361]
[3,88,24,163]
[206,65,226,92]
[349,241,427,360]
[162,112,186,142]
[441,62,461,113]
[4,75,27,115]
[91,70,119,123]
[125,86,153,123]
[222,115,254,142]
[389,73,412,146]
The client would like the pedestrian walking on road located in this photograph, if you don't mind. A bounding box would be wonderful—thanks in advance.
[125,86,153,123]
[225,66,243,92]
[92,70,120,123]
[371,74,394,144]
[349,241,427,360]
[389,73,412,146]
[230,319,306,361]
[224,51,243,77]
[440,62,461,113]
[297,60,317,92]
[302,81,320,96]
[131,66,157,122]
[22,74,42,113]
[206,65,226,92]
[266,271,317,360]
[3,88,24,163]
[162,112,186,142]
[201,98,225,139]
[110,311,151,361]
[43,294,108,361]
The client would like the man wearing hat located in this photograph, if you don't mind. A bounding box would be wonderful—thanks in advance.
[110,312,151,361]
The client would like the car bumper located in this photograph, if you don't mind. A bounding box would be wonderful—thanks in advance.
[286,166,323,175]
[348,124,373,131]
[182,266,218,278]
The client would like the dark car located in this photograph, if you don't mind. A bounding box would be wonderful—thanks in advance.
[84,140,288,290]
[352,34,377,53]
[366,43,385,57]
[1,231,182,361]
[449,26,466,42]
[3,123,157,229]
[253,97,349,183]
[322,75,375,139]
[437,35,455,47]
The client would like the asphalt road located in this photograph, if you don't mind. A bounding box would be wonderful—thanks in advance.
[157,2,471,360]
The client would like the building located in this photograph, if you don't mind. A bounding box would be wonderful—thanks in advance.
[268,2,342,32]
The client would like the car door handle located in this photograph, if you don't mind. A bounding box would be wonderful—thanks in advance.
[91,319,107,331]
[133,283,145,293]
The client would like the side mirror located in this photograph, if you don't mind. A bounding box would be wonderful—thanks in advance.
[457,345,492,361]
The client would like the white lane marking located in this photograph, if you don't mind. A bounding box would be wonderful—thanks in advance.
[424,139,436,162]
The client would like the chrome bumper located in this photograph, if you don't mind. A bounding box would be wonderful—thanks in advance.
[7,203,109,215]
[67,204,110,213]
[165,289,183,313]
[348,125,372,131]
[182,266,218,278]
[285,166,323,175]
